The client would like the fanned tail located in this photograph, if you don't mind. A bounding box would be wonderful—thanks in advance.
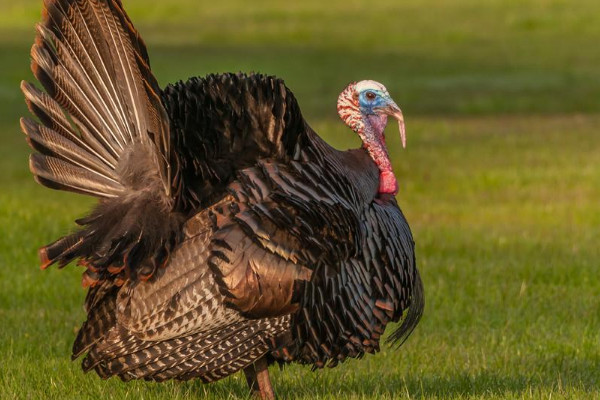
[21,0,180,286]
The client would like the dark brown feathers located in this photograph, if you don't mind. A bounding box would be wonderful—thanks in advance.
[161,73,307,212]
[22,0,423,387]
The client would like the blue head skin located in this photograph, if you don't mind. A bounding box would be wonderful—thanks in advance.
[336,80,406,195]
[355,80,406,148]
[358,89,392,114]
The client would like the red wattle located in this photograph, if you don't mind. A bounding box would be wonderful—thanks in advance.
[378,170,398,195]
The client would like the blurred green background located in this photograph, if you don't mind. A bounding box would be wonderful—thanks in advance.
[0,0,599,399]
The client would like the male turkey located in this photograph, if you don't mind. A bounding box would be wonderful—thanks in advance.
[20,0,424,398]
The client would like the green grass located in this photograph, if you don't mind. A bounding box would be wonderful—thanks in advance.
[1,0,600,399]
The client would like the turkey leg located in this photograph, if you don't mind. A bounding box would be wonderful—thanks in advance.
[244,357,275,400]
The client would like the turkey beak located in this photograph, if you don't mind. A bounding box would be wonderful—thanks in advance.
[379,100,406,148]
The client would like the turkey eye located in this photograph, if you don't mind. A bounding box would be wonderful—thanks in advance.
[365,91,376,100]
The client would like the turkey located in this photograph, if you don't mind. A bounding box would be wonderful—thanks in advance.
[20,0,424,398]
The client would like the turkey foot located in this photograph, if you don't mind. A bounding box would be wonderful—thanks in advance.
[244,357,275,400]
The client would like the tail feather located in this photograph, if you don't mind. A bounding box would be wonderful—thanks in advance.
[21,117,116,182]
[21,81,119,168]
[22,0,179,283]
[34,23,129,149]
[29,153,122,197]
[31,41,123,161]
[39,231,85,269]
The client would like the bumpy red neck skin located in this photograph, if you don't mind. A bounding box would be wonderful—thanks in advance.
[363,114,398,195]
[337,85,398,196]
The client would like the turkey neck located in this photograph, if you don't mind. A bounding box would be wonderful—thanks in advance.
[360,114,398,195]
[362,114,392,172]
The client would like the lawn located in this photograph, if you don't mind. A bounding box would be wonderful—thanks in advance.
[1,0,599,399]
